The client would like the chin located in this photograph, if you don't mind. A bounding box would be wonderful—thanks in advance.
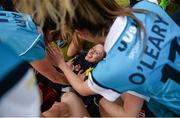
[88,60,94,63]
[85,57,90,61]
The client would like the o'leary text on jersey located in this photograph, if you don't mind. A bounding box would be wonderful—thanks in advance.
[0,12,26,28]
[140,16,168,69]
[118,15,169,85]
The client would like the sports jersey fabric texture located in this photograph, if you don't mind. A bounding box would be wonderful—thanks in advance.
[0,43,40,116]
[87,1,180,116]
[0,10,45,62]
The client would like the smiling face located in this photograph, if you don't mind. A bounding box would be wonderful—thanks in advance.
[85,44,105,63]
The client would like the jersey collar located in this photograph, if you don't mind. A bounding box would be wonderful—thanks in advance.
[104,16,127,53]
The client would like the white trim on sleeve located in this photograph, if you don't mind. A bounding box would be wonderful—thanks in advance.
[146,0,158,4]
[19,34,42,56]
[104,16,127,53]
[87,73,121,102]
[127,91,150,102]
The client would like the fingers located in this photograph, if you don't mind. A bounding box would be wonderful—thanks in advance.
[46,43,54,54]
[77,70,86,80]
[46,43,62,56]
[60,25,67,40]
[46,44,58,63]
[61,32,67,40]
[78,69,84,74]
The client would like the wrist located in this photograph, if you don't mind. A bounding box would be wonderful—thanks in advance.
[58,60,67,69]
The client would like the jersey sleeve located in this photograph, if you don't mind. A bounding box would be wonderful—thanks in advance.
[0,11,46,62]
[20,33,46,62]
[87,73,121,102]
[87,72,150,102]
[87,55,128,102]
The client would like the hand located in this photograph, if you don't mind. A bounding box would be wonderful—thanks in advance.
[46,43,65,67]
[77,70,86,80]
[60,25,67,40]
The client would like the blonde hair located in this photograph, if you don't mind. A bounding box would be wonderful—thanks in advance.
[65,0,145,38]
[15,0,74,29]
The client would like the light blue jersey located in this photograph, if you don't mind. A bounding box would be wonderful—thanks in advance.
[0,43,23,81]
[88,1,180,116]
[0,43,41,116]
[0,10,45,62]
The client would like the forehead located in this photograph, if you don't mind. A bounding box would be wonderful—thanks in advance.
[93,44,104,52]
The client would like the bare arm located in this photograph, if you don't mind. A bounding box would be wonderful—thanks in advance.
[99,93,144,117]
[47,44,95,96]
[42,92,89,117]
[61,92,89,117]
[67,31,84,57]
[30,57,69,85]
[41,102,70,117]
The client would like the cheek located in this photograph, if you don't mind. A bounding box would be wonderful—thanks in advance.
[93,55,102,62]
[94,58,100,62]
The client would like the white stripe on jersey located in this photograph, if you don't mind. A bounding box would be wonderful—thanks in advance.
[127,91,150,102]
[146,0,158,4]
[19,33,42,56]
[104,16,127,53]
[87,73,121,102]
[88,73,150,102]
[104,0,158,53]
